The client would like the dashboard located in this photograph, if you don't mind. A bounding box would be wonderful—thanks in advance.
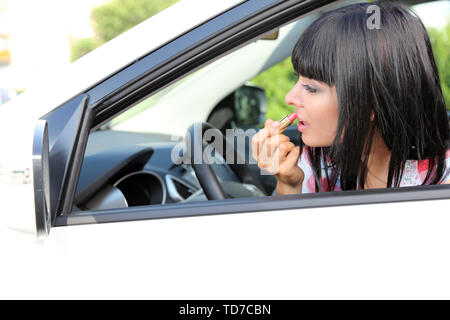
[72,129,271,213]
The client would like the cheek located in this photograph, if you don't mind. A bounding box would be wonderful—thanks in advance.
[303,95,339,147]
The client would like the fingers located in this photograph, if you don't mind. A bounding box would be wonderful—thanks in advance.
[277,141,296,160]
[255,139,296,175]
[260,134,290,159]
[277,146,302,177]
[251,119,280,160]
[265,118,280,133]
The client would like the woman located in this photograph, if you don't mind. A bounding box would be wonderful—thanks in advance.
[252,1,450,195]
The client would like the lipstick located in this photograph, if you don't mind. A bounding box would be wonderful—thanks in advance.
[276,113,297,134]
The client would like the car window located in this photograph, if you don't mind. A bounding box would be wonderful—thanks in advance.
[71,0,450,216]
[73,15,316,212]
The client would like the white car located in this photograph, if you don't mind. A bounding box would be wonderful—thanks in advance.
[1,0,450,299]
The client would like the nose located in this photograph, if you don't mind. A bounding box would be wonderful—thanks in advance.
[284,82,303,108]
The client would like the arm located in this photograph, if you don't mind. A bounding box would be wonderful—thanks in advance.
[275,179,303,195]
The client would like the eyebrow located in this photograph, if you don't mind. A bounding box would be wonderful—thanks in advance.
[310,79,325,87]
[299,76,318,85]
[299,76,327,88]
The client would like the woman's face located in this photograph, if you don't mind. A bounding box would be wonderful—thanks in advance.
[285,75,339,147]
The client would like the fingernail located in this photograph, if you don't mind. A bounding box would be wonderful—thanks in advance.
[272,121,280,128]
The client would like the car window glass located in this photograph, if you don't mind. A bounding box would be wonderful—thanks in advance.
[73,14,311,213]
[72,0,450,214]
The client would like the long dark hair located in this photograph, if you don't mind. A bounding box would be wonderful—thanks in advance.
[292,1,449,191]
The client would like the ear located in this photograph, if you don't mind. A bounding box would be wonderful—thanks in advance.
[370,110,375,121]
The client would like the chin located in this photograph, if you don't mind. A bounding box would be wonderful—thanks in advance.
[301,134,333,148]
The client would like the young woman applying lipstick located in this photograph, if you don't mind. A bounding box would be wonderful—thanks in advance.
[252,2,450,195]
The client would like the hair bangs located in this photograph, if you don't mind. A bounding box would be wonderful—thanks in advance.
[291,15,337,86]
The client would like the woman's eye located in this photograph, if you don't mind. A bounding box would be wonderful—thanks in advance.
[302,84,317,93]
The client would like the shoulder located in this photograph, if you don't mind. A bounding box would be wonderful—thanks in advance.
[400,149,450,186]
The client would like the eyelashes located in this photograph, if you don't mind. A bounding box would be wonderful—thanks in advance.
[302,84,318,93]
[293,72,318,93]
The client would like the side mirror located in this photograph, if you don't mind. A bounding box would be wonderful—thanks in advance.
[233,84,267,129]
[32,120,51,237]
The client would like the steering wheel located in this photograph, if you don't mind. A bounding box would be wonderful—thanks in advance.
[185,122,267,200]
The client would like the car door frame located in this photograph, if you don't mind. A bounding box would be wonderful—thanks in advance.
[36,0,450,232]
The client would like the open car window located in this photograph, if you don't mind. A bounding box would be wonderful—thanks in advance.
[72,15,313,212]
[49,0,450,227]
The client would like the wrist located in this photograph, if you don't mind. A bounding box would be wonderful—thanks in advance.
[275,172,303,187]
[275,178,302,195]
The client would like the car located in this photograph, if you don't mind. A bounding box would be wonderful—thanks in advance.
[0,0,450,299]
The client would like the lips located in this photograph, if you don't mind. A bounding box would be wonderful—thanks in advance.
[297,118,310,132]
[298,119,309,126]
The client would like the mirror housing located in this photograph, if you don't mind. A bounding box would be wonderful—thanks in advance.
[233,84,267,129]
[32,120,51,237]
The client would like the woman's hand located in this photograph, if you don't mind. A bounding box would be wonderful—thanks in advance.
[251,119,304,194]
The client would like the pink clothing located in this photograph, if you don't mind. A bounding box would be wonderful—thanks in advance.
[297,148,450,193]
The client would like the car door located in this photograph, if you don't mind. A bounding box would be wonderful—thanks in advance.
[22,0,450,299]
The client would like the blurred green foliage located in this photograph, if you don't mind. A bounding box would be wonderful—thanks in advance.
[91,0,179,43]
[71,0,179,62]
[71,37,98,62]
[428,24,450,110]
[249,57,297,125]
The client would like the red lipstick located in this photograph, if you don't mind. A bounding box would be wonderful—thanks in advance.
[276,113,297,134]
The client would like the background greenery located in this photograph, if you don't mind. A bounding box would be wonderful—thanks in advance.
[249,57,298,124]
[71,0,179,61]
[429,24,450,111]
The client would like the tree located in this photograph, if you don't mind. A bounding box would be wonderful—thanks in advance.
[91,0,179,43]
[71,37,98,62]
[71,0,179,61]
[428,24,450,111]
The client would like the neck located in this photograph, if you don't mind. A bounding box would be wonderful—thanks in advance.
[364,129,391,188]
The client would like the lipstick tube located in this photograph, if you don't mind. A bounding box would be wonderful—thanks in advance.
[276,113,297,134]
